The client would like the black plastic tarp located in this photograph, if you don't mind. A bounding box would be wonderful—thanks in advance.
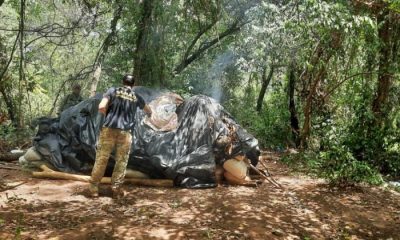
[33,87,260,188]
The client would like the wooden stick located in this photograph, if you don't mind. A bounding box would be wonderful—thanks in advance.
[259,160,273,176]
[32,165,174,187]
[245,159,283,189]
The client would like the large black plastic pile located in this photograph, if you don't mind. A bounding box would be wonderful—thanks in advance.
[33,87,260,188]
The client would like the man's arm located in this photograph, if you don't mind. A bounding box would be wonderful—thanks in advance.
[98,97,109,115]
[143,104,152,117]
[99,87,115,115]
[136,93,151,117]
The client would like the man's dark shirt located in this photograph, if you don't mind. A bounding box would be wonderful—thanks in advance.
[103,86,145,131]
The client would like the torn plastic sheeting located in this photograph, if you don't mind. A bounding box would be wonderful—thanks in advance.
[144,93,183,132]
[33,87,260,188]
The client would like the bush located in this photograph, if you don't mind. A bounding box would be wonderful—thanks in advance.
[282,147,383,185]
[0,123,34,151]
[318,146,383,185]
[226,88,291,149]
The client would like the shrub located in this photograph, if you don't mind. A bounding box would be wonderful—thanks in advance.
[318,146,383,185]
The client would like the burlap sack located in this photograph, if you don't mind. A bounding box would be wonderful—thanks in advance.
[223,158,248,180]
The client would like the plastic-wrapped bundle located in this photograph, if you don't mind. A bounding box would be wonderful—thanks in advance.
[33,87,260,188]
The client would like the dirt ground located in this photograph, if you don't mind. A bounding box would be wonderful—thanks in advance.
[0,153,399,240]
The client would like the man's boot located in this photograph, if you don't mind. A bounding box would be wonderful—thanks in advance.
[88,183,99,197]
[111,186,125,199]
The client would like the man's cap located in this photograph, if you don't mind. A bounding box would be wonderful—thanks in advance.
[72,83,81,90]
[122,74,135,85]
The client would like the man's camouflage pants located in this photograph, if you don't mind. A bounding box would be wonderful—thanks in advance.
[90,127,132,189]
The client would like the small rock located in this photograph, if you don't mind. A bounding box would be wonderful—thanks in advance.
[272,229,284,237]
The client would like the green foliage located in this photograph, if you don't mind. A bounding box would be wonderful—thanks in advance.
[318,146,383,185]
[0,123,17,140]
[387,0,400,12]
[285,100,399,185]
[344,107,400,178]
[283,148,383,186]
[0,122,33,150]
[226,80,291,149]
[0,0,399,186]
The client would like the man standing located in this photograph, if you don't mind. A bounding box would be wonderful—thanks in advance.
[58,84,84,115]
[89,74,151,198]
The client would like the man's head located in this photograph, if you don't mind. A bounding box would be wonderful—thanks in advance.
[72,84,81,95]
[122,74,135,87]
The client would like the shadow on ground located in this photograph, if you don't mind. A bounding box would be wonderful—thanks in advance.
[1,154,399,240]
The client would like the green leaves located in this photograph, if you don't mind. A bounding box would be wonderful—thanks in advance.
[387,0,400,12]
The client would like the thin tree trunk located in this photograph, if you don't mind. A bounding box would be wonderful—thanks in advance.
[90,64,102,97]
[299,32,342,148]
[256,65,274,113]
[300,69,324,148]
[89,2,123,97]
[244,72,254,100]
[17,0,25,128]
[288,66,300,147]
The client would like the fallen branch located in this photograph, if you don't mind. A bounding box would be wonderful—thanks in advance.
[0,181,27,192]
[0,152,25,162]
[32,165,174,187]
[0,165,21,170]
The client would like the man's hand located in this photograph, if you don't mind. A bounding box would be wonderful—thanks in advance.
[143,104,152,117]
[98,97,109,115]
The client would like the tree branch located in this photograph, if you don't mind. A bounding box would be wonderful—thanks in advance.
[322,71,377,100]
[173,19,244,75]
[0,31,20,82]
[181,18,219,65]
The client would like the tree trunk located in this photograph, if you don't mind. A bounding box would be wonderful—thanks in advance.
[0,31,19,124]
[299,32,342,148]
[133,0,154,86]
[132,0,166,87]
[288,66,300,147]
[256,65,274,113]
[89,2,123,97]
[300,68,325,148]
[371,9,393,124]
[90,64,102,97]
[17,0,25,128]
[244,72,254,100]
[0,84,16,124]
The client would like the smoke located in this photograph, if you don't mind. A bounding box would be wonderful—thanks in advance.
[207,51,235,102]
